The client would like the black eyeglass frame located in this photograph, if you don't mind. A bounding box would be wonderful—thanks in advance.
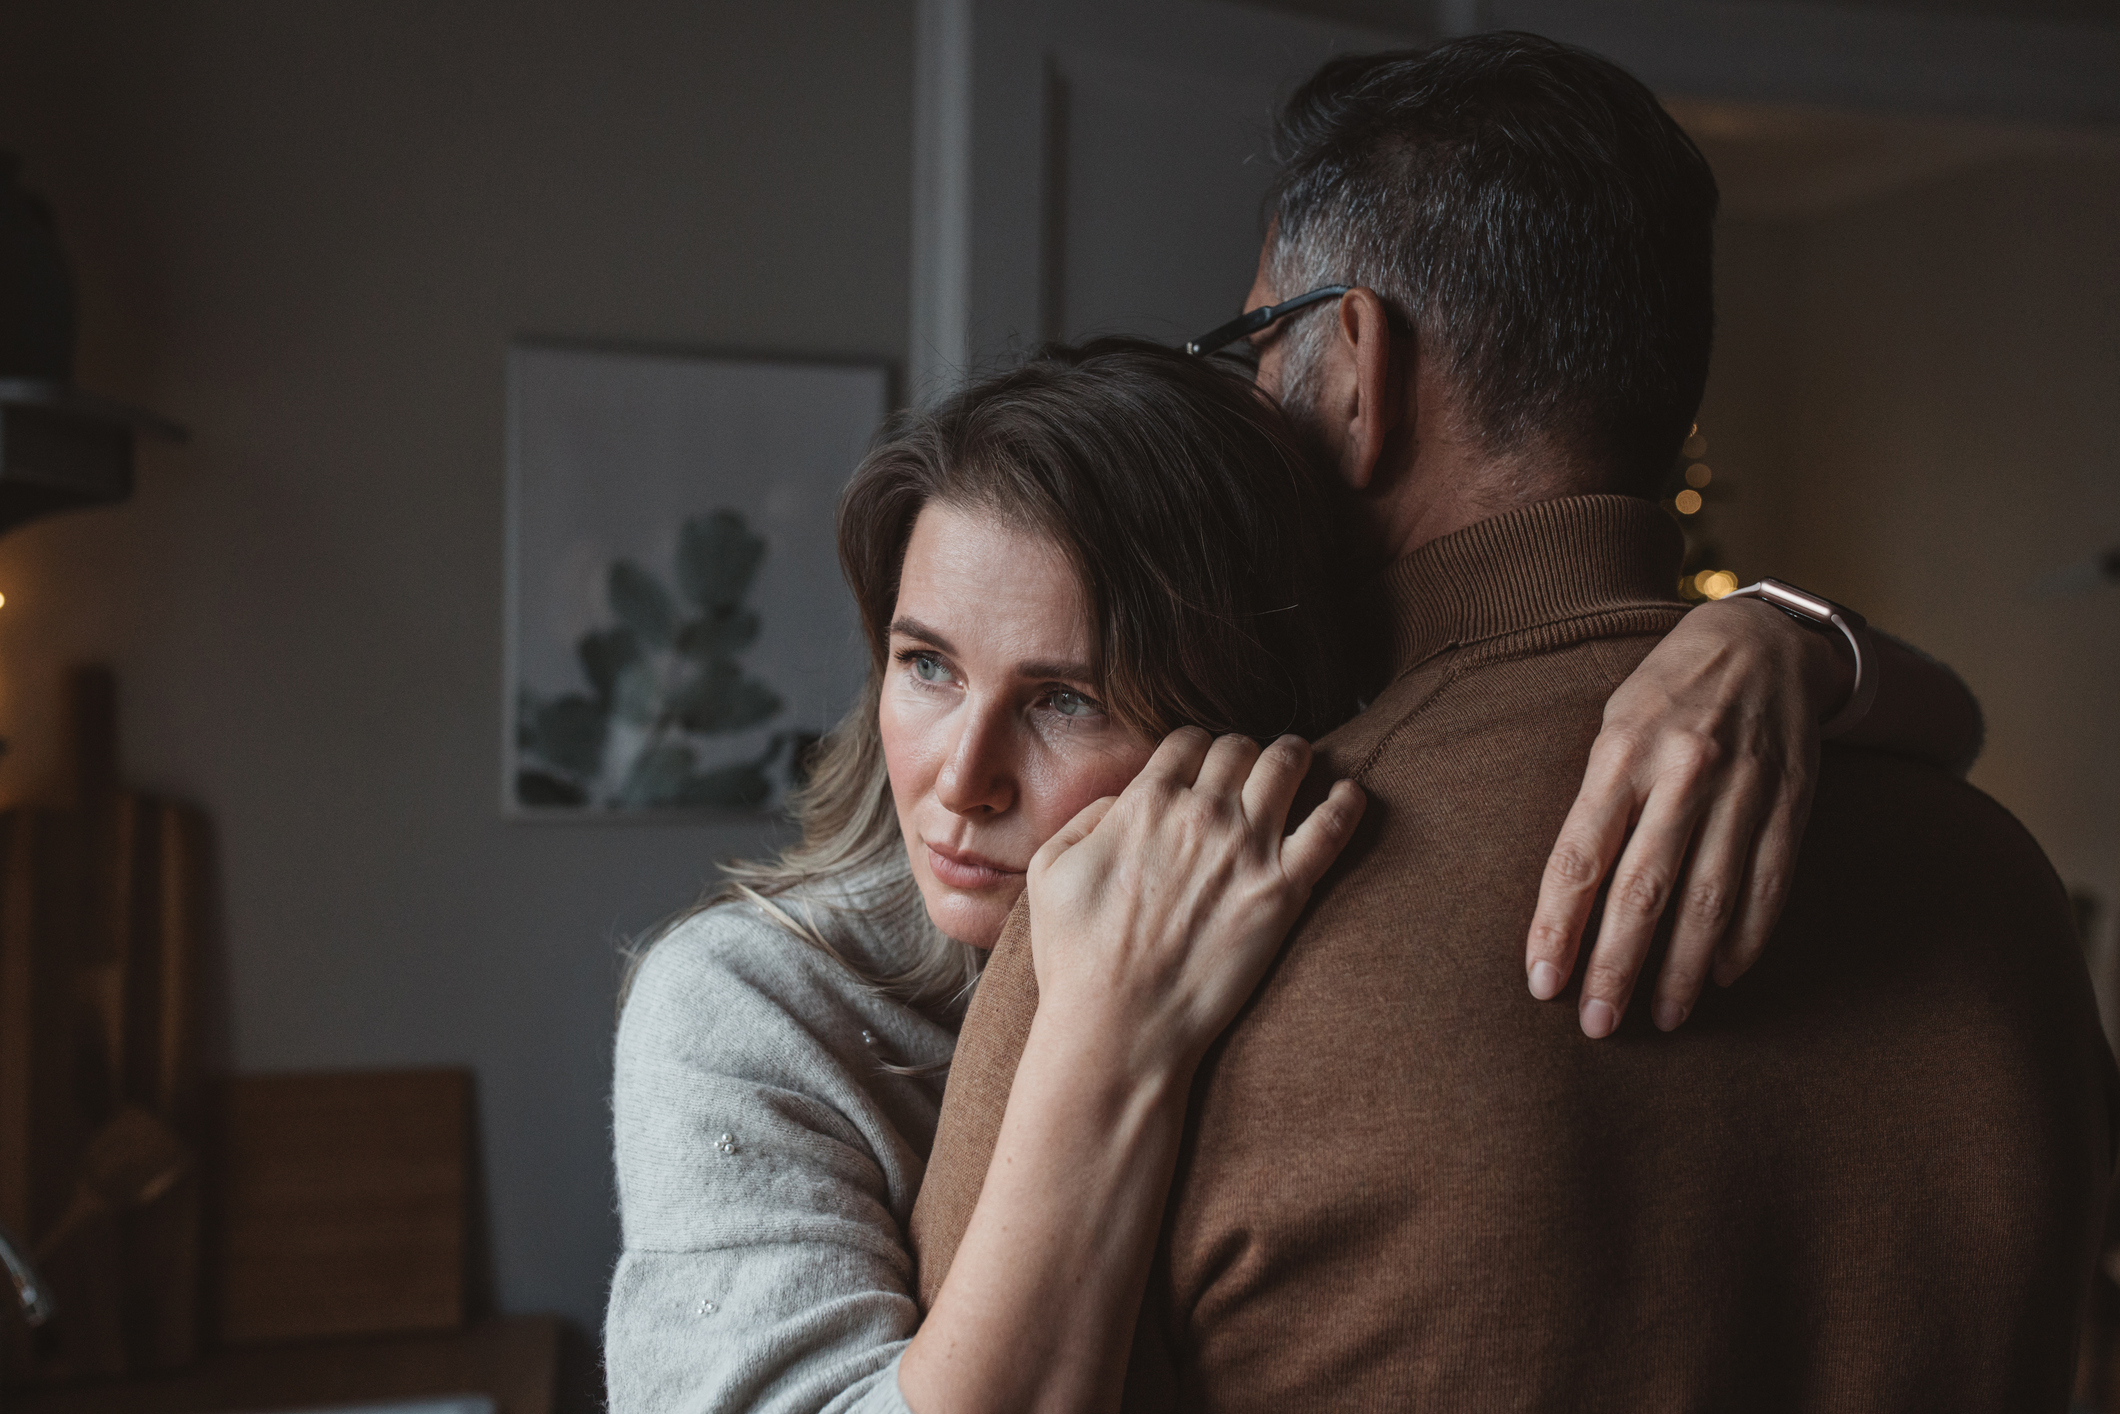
[1183,285,1352,358]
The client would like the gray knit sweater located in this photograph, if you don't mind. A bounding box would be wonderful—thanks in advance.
[606,865,959,1414]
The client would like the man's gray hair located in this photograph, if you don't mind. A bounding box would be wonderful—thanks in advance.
[1265,33,1719,496]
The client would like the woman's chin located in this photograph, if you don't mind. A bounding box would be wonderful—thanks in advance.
[919,879,1025,951]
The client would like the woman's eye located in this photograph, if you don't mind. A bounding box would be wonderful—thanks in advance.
[909,652,952,685]
[1047,689,1099,719]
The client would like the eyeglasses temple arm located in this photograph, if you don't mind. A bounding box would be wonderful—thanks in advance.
[1184,285,1353,357]
[1184,308,1271,358]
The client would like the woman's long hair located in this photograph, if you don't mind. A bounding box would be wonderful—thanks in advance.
[637,338,1372,1020]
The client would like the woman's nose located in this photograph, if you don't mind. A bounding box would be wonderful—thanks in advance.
[933,701,1016,816]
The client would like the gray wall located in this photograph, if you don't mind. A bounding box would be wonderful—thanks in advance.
[0,0,912,1329]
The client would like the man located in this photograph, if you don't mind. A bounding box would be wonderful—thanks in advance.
[908,32,2114,1409]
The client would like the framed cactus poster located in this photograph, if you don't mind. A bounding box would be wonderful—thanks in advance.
[504,343,888,816]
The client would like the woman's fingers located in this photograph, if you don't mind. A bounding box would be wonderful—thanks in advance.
[1525,740,1641,1003]
[1030,794,1118,875]
[1139,725,1215,792]
[1238,735,1313,838]
[1530,602,1836,1035]
[1576,775,1711,1039]
[1192,732,1263,799]
[1650,778,1760,1032]
[1713,772,1813,987]
[1279,779,1366,891]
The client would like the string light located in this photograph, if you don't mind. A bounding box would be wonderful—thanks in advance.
[1672,423,1735,601]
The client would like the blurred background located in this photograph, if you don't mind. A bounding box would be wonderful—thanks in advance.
[0,0,2112,1406]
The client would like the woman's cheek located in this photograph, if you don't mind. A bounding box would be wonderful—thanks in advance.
[877,688,937,812]
[1021,735,1155,837]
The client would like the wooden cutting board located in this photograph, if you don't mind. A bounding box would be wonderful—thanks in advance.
[207,1069,472,1345]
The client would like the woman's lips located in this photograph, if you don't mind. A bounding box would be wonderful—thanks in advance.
[925,840,1023,891]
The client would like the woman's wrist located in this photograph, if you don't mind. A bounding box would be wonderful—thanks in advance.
[1706,596,1854,724]
[1019,1001,1198,1121]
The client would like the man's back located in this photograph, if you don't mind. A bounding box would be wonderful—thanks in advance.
[911,497,2114,1410]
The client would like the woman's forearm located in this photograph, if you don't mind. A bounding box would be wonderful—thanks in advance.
[1831,629,1985,775]
[897,1008,1190,1414]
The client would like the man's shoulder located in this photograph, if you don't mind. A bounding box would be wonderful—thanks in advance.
[1296,629,1667,921]
[1313,625,1670,788]
[1800,746,2072,931]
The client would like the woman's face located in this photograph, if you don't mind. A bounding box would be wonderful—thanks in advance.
[879,503,1157,948]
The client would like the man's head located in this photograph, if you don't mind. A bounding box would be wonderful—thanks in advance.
[1250,32,1718,552]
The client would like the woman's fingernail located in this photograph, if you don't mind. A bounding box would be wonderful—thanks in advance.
[1580,997,1618,1038]
[1653,999,1688,1032]
[1528,960,1563,1000]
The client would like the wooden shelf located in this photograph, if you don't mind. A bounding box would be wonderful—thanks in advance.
[8,1315,563,1414]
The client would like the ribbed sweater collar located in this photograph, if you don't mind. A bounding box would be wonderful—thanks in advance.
[1380,493,1686,678]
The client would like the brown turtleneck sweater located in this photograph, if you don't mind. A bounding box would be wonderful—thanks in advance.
[909,495,2115,1411]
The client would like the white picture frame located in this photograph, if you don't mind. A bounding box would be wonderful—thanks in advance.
[503,342,888,818]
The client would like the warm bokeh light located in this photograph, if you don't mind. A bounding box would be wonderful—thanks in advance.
[1685,462,1712,488]
[1682,432,1708,459]
[1699,570,1740,600]
[1675,489,1703,515]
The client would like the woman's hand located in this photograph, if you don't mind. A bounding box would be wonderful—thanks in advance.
[1028,727,1367,1084]
[1524,599,1845,1038]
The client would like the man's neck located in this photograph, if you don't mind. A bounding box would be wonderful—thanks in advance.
[1366,445,1591,564]
[1350,359,1599,564]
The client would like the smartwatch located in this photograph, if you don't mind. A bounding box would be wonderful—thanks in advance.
[1719,578,1878,737]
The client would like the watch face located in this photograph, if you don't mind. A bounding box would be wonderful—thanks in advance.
[1757,578,1838,625]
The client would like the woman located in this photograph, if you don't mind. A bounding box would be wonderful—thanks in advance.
[606,341,1979,1414]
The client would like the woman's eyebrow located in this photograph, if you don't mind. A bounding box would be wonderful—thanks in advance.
[893,617,1090,683]
[1017,658,1094,683]
[890,616,953,651]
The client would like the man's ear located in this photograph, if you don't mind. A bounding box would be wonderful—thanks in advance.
[1333,287,1403,491]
